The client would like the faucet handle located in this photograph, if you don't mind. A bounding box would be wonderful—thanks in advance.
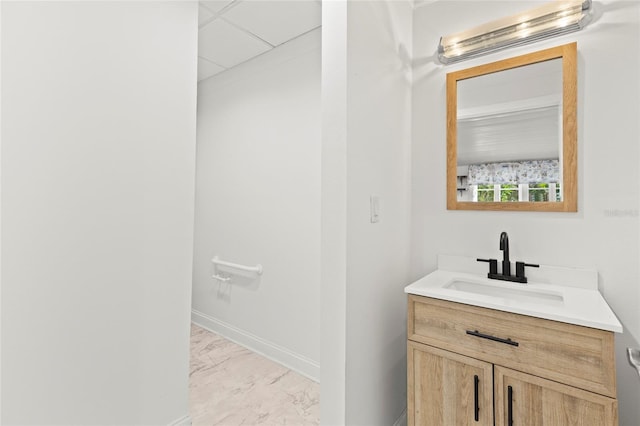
[477,258,498,275]
[515,261,540,281]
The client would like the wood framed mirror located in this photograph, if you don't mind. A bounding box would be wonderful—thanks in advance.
[447,42,577,212]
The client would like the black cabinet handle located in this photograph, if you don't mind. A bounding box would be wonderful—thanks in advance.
[474,375,479,422]
[508,385,514,426]
[466,330,519,347]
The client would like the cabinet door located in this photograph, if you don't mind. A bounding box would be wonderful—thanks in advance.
[495,366,618,426]
[408,341,493,426]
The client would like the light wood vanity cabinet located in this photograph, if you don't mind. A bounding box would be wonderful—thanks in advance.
[407,295,618,426]
[494,366,618,425]
[409,342,494,425]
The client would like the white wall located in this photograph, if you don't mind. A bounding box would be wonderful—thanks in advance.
[321,1,413,424]
[192,30,321,379]
[412,1,640,424]
[320,1,348,422]
[0,1,4,422]
[1,2,198,424]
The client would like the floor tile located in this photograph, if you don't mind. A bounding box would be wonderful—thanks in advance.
[189,324,320,425]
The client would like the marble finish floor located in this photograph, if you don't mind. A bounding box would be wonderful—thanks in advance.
[189,324,320,425]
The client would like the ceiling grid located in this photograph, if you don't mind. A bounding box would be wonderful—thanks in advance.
[197,0,322,82]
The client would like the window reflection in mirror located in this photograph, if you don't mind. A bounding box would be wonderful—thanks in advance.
[457,59,562,203]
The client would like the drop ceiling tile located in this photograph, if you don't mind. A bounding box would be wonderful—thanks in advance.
[222,0,321,46]
[198,18,271,68]
[198,4,215,26]
[198,57,226,82]
[200,0,236,14]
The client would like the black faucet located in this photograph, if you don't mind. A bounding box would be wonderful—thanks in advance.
[500,231,510,276]
[477,231,539,283]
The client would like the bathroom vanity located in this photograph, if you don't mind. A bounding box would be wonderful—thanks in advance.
[405,256,622,426]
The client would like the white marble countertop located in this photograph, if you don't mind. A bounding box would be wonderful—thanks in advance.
[405,256,623,333]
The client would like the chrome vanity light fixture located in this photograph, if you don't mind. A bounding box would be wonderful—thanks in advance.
[437,0,592,64]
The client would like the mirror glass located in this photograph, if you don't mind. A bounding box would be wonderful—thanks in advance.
[447,43,577,212]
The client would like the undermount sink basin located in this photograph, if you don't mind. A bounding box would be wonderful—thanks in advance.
[444,279,564,304]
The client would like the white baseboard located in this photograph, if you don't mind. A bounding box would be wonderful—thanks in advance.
[393,408,407,426]
[168,414,191,426]
[191,309,320,382]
